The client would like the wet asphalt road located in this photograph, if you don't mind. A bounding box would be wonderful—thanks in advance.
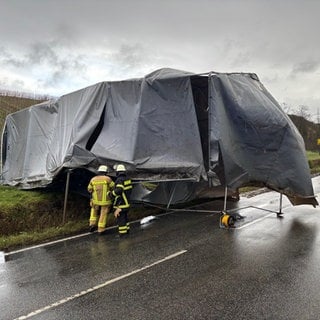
[1,176,320,320]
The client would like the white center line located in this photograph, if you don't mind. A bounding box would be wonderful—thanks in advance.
[13,249,187,320]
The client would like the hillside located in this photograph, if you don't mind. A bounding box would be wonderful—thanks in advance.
[288,114,320,151]
[0,94,46,133]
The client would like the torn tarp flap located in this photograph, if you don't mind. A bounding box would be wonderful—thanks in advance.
[208,73,315,201]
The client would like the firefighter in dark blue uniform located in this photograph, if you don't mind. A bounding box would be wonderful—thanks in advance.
[111,164,132,236]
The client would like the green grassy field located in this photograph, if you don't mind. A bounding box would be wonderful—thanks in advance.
[307,151,320,174]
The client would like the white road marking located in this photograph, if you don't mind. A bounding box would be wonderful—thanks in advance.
[236,212,275,229]
[5,232,93,256]
[13,249,187,320]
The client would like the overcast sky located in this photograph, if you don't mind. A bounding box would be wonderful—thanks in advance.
[1,0,319,119]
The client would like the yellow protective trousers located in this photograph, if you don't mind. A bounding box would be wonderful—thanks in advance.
[89,204,111,233]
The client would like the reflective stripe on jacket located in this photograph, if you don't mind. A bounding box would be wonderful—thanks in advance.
[88,175,114,206]
[112,175,132,209]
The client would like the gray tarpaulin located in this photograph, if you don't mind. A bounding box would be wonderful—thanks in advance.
[0,68,317,206]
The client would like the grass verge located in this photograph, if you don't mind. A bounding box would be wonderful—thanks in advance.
[0,221,88,252]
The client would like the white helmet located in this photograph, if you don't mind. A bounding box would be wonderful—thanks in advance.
[116,164,126,172]
[98,165,108,173]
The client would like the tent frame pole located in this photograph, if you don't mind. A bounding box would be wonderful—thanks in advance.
[223,186,228,212]
[0,124,6,181]
[278,192,283,216]
[166,183,178,211]
[62,169,72,224]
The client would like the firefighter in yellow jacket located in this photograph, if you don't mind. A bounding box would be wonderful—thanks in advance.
[87,165,114,234]
[110,164,132,237]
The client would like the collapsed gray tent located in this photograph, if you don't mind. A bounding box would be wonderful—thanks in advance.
[0,68,317,206]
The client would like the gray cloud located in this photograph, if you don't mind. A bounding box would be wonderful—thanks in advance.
[113,44,146,70]
[27,42,59,65]
[0,47,24,68]
[292,60,320,74]
[0,40,88,92]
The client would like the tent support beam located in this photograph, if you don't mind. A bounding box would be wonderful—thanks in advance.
[277,192,283,216]
[166,183,178,211]
[223,186,228,212]
[62,169,72,224]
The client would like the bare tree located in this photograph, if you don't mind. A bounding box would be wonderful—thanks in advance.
[295,105,311,120]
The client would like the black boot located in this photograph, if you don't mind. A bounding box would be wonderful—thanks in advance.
[89,225,97,233]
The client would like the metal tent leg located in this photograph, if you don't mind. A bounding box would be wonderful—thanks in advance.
[220,186,235,228]
[223,186,228,212]
[277,192,283,216]
[62,169,72,224]
[166,183,178,211]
